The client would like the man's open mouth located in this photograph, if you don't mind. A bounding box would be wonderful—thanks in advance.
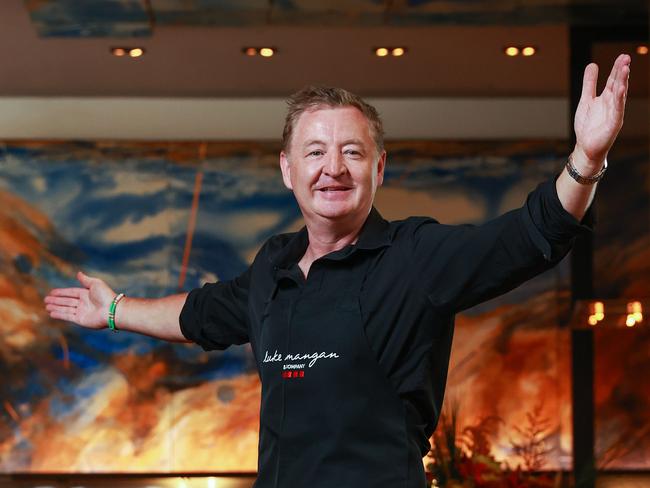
[318,186,351,192]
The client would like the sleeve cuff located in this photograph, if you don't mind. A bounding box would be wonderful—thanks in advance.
[178,287,202,344]
[178,285,231,351]
[523,175,594,261]
[548,173,596,233]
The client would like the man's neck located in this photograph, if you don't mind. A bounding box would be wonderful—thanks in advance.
[299,211,369,277]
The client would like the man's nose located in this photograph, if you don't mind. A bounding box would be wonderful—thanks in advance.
[323,152,346,177]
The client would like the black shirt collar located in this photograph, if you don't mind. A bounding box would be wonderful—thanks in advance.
[271,207,391,270]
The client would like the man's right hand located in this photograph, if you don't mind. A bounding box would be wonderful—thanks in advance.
[44,271,115,329]
[44,271,190,342]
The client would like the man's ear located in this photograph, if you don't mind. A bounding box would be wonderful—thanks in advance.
[280,151,293,190]
[376,150,387,187]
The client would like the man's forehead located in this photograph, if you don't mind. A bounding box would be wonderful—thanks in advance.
[294,106,372,136]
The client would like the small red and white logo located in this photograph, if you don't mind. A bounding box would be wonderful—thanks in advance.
[281,370,305,379]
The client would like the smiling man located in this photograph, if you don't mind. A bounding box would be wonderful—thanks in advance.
[279,95,387,277]
[45,55,631,488]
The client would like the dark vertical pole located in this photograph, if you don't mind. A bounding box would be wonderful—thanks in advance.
[568,26,594,302]
[571,328,595,488]
[569,21,648,487]
[569,25,596,488]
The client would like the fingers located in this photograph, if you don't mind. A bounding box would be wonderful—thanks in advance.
[47,287,82,298]
[618,58,630,92]
[581,62,598,100]
[617,64,630,101]
[45,302,74,314]
[44,295,78,307]
[606,53,631,94]
[45,299,77,319]
[611,55,630,121]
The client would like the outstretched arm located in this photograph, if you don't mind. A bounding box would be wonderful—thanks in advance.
[558,53,631,220]
[44,271,190,342]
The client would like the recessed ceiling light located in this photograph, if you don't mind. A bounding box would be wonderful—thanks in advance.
[242,47,276,57]
[111,46,144,58]
[374,47,406,57]
[504,46,538,57]
[259,47,275,57]
[521,46,537,56]
[637,45,648,55]
[504,46,520,56]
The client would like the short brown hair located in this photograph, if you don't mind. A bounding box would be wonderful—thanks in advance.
[282,86,384,154]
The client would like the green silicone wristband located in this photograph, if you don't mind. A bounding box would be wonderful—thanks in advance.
[108,293,125,332]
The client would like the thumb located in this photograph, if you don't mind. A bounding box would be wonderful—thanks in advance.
[77,271,94,289]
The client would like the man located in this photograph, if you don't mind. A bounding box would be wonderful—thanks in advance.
[45,54,631,487]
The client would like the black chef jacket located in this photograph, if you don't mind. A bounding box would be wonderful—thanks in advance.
[180,176,591,488]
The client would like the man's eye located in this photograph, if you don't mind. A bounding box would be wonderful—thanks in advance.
[308,150,323,157]
[345,150,361,156]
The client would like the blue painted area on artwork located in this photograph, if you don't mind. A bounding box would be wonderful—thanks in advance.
[6,371,48,405]
[27,0,152,38]
[28,0,149,22]
[48,376,102,419]
[53,348,101,370]
[0,146,293,386]
[77,237,170,266]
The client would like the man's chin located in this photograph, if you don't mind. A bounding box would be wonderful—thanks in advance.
[312,201,368,222]
[309,202,351,219]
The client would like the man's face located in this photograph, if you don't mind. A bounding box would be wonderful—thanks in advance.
[280,106,386,225]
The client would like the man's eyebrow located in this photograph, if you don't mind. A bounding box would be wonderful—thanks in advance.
[340,139,365,146]
[303,139,326,148]
[301,138,366,148]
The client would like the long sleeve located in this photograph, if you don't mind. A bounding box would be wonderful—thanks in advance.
[411,176,593,313]
[179,266,251,350]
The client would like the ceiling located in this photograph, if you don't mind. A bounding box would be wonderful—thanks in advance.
[0,0,647,98]
[21,1,650,35]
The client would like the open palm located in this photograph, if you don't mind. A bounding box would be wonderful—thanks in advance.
[44,271,115,329]
[574,54,630,164]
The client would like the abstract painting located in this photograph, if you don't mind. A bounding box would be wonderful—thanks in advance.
[0,139,647,472]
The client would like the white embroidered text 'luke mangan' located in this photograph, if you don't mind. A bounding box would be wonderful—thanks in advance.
[263,349,340,368]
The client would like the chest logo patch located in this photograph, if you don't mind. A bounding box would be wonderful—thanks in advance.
[262,349,340,379]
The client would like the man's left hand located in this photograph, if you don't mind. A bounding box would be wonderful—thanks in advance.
[573,53,631,168]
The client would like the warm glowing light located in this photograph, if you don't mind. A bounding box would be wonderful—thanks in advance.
[244,47,257,56]
[111,47,126,57]
[628,301,643,322]
[259,47,275,57]
[522,46,536,56]
[129,48,144,58]
[626,315,636,327]
[375,47,389,57]
[178,479,188,488]
[505,46,519,56]
[392,47,405,57]
[588,301,605,324]
[207,477,217,488]
[636,45,649,55]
